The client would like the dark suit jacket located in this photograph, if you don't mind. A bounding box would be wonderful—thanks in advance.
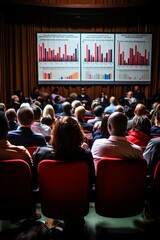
[8,127,47,147]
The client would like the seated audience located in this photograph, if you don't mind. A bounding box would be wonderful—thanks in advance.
[5,108,19,130]
[31,104,51,137]
[99,91,109,110]
[8,106,47,147]
[77,87,91,110]
[0,111,32,168]
[56,101,74,117]
[74,106,93,133]
[91,112,143,171]
[143,137,160,186]
[0,102,6,112]
[9,95,20,112]
[42,104,56,124]
[126,115,151,147]
[92,114,110,143]
[150,110,160,135]
[51,87,66,106]
[32,116,95,228]
[104,96,117,113]
[87,105,103,125]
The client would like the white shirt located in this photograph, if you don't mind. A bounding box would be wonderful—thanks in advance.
[31,121,51,137]
[91,135,143,170]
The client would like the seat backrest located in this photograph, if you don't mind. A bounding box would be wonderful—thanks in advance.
[95,157,147,218]
[38,160,89,219]
[26,146,39,156]
[148,160,160,214]
[0,159,36,220]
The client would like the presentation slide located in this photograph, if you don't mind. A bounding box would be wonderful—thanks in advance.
[115,33,152,83]
[36,33,152,85]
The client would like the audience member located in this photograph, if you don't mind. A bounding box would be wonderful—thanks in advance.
[30,87,40,103]
[77,87,91,110]
[31,104,51,137]
[51,87,66,106]
[126,115,151,147]
[104,96,117,113]
[133,85,146,104]
[32,116,95,228]
[91,112,143,170]
[125,90,137,105]
[0,102,6,112]
[87,105,103,125]
[56,101,74,117]
[15,89,26,104]
[127,103,149,130]
[99,91,109,110]
[143,137,160,186]
[42,104,56,124]
[5,108,19,130]
[9,95,20,112]
[0,111,32,168]
[92,114,110,143]
[150,110,160,135]
[8,106,47,147]
[74,106,93,133]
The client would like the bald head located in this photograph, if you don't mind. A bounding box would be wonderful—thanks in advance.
[74,106,85,119]
[134,103,146,116]
[108,112,127,136]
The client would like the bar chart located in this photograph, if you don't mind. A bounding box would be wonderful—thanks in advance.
[115,34,152,81]
[81,33,114,80]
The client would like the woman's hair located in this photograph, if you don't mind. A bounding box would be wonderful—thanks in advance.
[52,116,84,157]
[42,104,55,120]
[100,114,110,138]
[132,115,151,136]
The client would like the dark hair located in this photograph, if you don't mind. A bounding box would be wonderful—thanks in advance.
[52,116,84,158]
[17,106,34,125]
[93,105,103,117]
[5,108,17,121]
[0,111,9,139]
[31,104,42,120]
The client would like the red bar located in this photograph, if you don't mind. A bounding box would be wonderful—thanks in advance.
[118,42,120,65]
[38,44,40,61]
[58,47,61,61]
[95,43,97,62]
[135,45,137,65]
[42,43,44,61]
[108,49,110,62]
[48,48,51,61]
[144,49,147,65]
[86,45,88,62]
[64,44,67,61]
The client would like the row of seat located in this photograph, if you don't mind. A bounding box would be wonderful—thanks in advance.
[0,157,159,222]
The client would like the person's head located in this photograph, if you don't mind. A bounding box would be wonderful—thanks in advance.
[80,87,85,95]
[134,103,146,116]
[71,100,82,114]
[52,116,84,157]
[0,111,9,140]
[0,103,6,112]
[17,106,34,126]
[93,105,103,117]
[74,106,86,119]
[107,112,127,136]
[11,95,19,103]
[109,96,117,105]
[5,108,17,122]
[100,114,110,138]
[43,104,55,120]
[154,110,160,126]
[69,92,78,103]
[127,91,133,99]
[41,115,53,126]
[31,104,42,121]
[62,101,71,114]
[114,104,124,113]
[132,115,151,136]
